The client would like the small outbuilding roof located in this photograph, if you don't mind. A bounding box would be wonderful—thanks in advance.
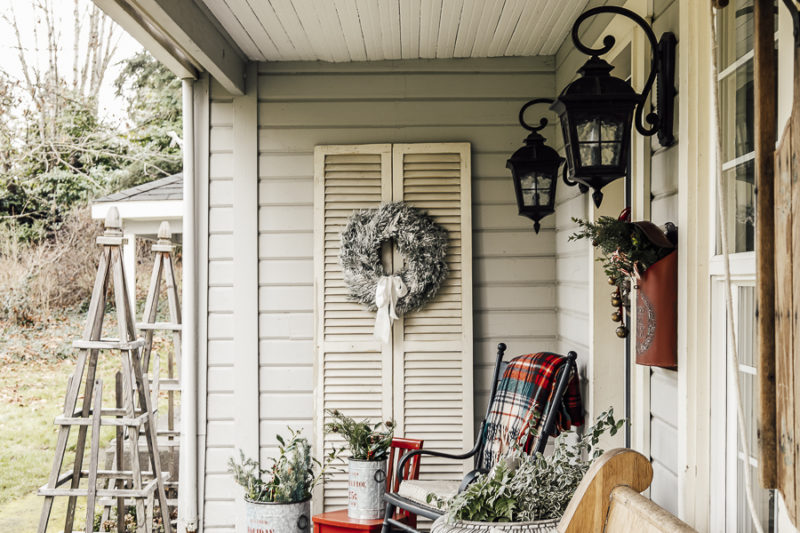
[91,173,183,237]
[94,173,183,203]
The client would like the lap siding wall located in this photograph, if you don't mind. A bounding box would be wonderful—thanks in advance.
[201,56,560,532]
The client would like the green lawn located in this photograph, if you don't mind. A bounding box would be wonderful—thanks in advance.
[0,309,177,532]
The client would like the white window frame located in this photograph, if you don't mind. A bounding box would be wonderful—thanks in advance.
[708,2,777,530]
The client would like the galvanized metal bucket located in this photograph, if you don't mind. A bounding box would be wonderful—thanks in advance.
[347,458,387,519]
[245,498,311,533]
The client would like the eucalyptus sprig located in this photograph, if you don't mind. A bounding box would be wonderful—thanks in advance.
[228,427,342,503]
[428,408,624,523]
[324,409,395,461]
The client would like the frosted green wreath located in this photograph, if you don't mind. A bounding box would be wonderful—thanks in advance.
[339,202,449,315]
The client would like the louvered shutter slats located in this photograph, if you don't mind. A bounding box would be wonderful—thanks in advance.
[315,143,472,513]
[392,144,474,485]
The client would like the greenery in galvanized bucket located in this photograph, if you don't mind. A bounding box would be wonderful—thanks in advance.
[228,427,341,503]
[429,408,624,523]
[324,409,395,461]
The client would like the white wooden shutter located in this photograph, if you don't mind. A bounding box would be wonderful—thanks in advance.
[313,143,473,511]
[313,145,393,513]
[391,143,474,482]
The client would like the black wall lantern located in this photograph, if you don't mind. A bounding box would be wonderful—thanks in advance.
[551,6,677,207]
[507,98,564,234]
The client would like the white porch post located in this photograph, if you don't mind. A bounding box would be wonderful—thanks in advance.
[123,230,137,307]
[231,62,259,533]
[677,0,714,528]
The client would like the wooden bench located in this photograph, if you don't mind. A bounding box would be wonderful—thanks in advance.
[558,448,697,533]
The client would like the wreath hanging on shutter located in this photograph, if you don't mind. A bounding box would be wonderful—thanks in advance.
[339,202,449,341]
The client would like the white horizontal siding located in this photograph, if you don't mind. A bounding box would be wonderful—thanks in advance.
[202,56,560,530]
[257,58,559,442]
[646,0,679,514]
[204,83,237,531]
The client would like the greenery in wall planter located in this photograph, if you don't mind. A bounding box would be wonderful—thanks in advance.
[569,215,677,338]
[569,215,676,291]
[427,408,624,525]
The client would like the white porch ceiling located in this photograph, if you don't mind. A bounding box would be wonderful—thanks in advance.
[199,0,592,62]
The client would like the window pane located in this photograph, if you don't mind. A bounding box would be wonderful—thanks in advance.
[736,460,775,533]
[716,0,754,69]
[717,159,755,254]
[719,61,754,162]
[737,286,756,367]
[733,286,774,532]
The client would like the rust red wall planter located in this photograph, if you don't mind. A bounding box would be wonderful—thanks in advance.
[635,250,678,369]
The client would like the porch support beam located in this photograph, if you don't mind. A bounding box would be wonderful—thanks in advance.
[754,0,778,490]
[231,63,259,533]
[93,0,198,80]
[677,0,714,528]
[93,0,247,95]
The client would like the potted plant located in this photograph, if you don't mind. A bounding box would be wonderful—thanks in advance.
[324,409,394,519]
[427,409,624,533]
[570,214,678,368]
[228,427,339,533]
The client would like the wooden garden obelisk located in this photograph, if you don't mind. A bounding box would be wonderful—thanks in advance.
[37,207,172,533]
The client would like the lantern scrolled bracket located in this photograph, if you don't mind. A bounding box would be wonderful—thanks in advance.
[570,6,677,148]
[518,98,554,133]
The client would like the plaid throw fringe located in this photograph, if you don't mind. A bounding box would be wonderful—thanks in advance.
[479,352,584,469]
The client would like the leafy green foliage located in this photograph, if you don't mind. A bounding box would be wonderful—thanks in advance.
[429,409,624,523]
[569,216,673,297]
[228,427,341,503]
[324,409,395,461]
[0,51,181,242]
[111,51,182,190]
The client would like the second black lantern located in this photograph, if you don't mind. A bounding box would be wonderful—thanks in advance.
[507,98,564,234]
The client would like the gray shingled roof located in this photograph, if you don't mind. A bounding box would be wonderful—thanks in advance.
[94,173,183,203]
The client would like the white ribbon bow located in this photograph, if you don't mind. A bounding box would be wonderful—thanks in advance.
[374,275,408,343]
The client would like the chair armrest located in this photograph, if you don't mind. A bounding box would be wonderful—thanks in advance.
[394,442,482,491]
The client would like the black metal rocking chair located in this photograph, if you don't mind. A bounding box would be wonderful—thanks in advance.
[381,343,579,533]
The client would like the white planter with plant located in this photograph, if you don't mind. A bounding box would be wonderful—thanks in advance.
[325,409,394,519]
[229,428,339,533]
[428,410,624,533]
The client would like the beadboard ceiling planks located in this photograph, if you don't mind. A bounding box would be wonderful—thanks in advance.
[199,0,591,62]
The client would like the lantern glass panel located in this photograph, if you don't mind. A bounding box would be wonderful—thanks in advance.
[519,173,552,207]
[576,115,625,167]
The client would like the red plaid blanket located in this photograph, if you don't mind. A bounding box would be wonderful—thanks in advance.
[479,352,584,469]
